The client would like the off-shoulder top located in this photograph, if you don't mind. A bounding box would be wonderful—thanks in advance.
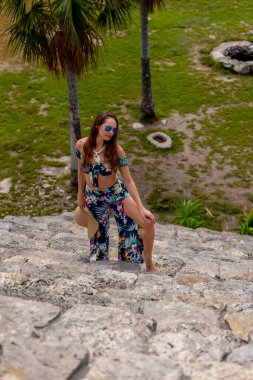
[75,149,128,191]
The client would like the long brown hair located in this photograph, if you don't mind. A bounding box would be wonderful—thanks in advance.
[82,111,119,170]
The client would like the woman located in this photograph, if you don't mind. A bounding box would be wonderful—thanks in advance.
[76,111,156,272]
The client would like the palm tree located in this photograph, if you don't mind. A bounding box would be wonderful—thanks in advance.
[139,0,164,120]
[0,0,133,185]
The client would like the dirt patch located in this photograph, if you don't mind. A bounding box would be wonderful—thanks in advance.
[40,166,69,178]
[191,44,213,73]
[130,106,253,230]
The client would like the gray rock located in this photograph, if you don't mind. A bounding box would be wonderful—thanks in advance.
[227,344,253,366]
[2,337,89,380]
[144,300,220,334]
[192,363,253,380]
[1,213,253,379]
[211,40,253,74]
[85,351,183,380]
[149,330,238,377]
[132,122,144,130]
[147,132,172,149]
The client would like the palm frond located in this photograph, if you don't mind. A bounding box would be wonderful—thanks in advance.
[147,0,165,13]
[96,0,133,32]
[6,1,55,63]
[45,27,99,76]
[49,0,101,76]
[53,0,98,45]
[1,0,134,77]
[1,0,26,21]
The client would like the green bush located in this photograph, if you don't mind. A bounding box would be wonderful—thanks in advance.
[239,208,253,236]
[174,199,205,229]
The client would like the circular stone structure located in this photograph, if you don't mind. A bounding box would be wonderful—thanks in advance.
[211,41,253,74]
[147,132,172,149]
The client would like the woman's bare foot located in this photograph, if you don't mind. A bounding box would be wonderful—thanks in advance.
[142,254,157,273]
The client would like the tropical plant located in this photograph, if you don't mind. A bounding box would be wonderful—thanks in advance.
[139,0,164,120]
[0,0,133,185]
[174,199,205,229]
[239,208,253,236]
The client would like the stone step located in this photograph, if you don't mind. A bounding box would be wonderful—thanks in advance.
[1,212,253,379]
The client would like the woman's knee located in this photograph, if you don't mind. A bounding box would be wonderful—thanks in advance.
[141,222,155,235]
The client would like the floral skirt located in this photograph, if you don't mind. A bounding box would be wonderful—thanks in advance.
[85,179,144,263]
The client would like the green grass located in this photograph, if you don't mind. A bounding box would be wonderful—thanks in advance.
[147,186,241,231]
[193,106,253,184]
[1,0,253,230]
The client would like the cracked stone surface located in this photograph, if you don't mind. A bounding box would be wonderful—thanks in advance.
[1,212,253,379]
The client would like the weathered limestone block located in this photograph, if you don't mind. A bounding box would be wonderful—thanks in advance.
[49,233,87,251]
[225,312,253,341]
[0,232,29,248]
[1,213,253,379]
[144,300,220,334]
[175,273,215,288]
[50,276,95,297]
[0,295,60,336]
[93,268,138,289]
[3,215,34,223]
[194,281,253,307]
[0,272,29,285]
[0,296,91,380]
[0,223,11,231]
[227,344,253,366]
[220,260,253,280]
[85,351,183,380]
[149,330,238,377]
[1,337,89,380]
[181,255,220,278]
[192,362,253,380]
[44,304,156,357]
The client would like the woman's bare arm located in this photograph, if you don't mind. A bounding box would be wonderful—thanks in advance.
[76,138,87,207]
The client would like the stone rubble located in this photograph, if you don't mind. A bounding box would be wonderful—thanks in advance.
[0,212,253,379]
[211,40,253,74]
[147,132,172,149]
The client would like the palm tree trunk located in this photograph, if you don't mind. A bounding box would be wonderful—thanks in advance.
[66,62,81,187]
[140,0,156,119]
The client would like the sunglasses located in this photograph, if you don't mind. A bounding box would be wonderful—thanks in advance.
[104,125,118,133]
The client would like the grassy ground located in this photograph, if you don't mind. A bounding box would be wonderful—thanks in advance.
[1,0,253,231]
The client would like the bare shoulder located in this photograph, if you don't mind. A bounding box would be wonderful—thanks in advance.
[117,144,126,158]
[76,137,88,151]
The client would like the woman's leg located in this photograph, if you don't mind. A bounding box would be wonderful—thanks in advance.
[90,207,110,260]
[111,200,144,263]
[86,190,110,260]
[122,196,156,272]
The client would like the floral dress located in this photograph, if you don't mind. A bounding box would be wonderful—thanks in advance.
[76,150,144,263]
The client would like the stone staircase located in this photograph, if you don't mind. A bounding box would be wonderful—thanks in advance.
[1,213,253,379]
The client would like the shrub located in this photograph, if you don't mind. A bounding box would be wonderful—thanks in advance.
[239,208,253,236]
[174,199,205,229]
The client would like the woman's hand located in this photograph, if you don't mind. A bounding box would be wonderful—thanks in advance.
[139,206,156,224]
[77,192,86,208]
